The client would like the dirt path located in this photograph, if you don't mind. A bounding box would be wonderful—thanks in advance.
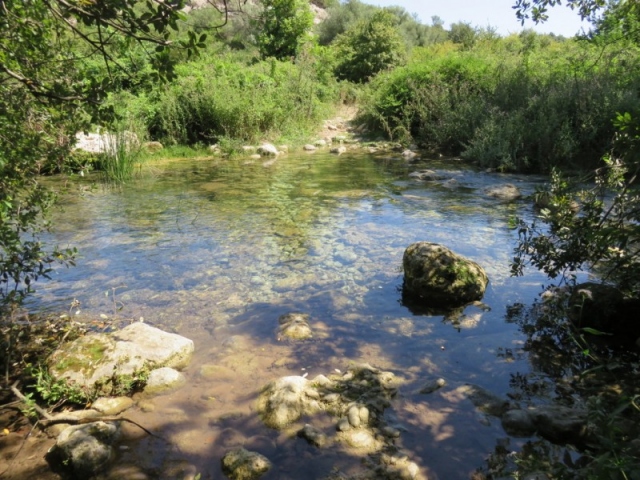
[314,104,360,142]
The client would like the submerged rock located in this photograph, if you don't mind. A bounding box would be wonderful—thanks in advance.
[484,183,522,201]
[91,396,134,416]
[403,242,489,307]
[419,378,446,394]
[501,408,536,437]
[256,376,319,429]
[408,169,444,181]
[459,384,510,417]
[221,447,271,480]
[277,312,313,341]
[298,424,328,447]
[501,406,589,446]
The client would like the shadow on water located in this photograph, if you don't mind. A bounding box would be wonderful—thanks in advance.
[26,152,559,479]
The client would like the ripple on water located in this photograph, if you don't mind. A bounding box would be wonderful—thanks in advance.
[36,152,551,479]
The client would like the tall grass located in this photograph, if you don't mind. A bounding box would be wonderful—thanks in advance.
[145,52,338,147]
[96,129,142,182]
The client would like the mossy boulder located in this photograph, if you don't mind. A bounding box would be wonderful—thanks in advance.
[48,322,194,394]
[402,242,488,307]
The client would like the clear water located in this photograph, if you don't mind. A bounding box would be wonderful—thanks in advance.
[35,152,552,479]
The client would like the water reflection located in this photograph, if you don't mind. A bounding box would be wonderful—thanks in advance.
[35,152,553,478]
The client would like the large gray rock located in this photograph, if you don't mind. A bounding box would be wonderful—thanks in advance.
[46,421,120,478]
[48,323,194,392]
[403,242,489,307]
[221,447,271,480]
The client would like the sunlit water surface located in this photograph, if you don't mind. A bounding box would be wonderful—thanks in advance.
[35,152,553,479]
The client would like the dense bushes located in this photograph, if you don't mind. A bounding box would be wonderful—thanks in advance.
[360,37,640,172]
[146,53,337,145]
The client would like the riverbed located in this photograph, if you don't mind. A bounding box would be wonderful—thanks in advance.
[34,151,553,479]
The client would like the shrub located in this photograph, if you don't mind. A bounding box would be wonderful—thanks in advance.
[148,54,336,145]
[333,10,407,83]
[359,37,640,171]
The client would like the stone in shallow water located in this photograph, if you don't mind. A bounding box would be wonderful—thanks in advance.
[256,376,315,429]
[47,421,120,479]
[403,242,488,308]
[221,447,271,480]
[277,312,313,340]
[502,409,536,437]
[419,378,446,394]
[92,396,134,416]
[297,424,328,448]
[143,367,186,396]
[48,323,194,393]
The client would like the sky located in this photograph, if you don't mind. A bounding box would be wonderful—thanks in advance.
[364,0,591,37]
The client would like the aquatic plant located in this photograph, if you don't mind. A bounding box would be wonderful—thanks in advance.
[96,128,143,183]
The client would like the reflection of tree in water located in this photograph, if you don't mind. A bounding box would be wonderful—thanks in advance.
[473,292,640,479]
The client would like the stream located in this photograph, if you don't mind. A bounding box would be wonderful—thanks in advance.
[34,151,556,479]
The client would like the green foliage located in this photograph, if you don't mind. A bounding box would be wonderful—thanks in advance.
[96,129,144,183]
[360,36,640,170]
[149,52,336,145]
[316,0,378,46]
[30,365,86,406]
[448,22,478,50]
[513,114,640,295]
[0,1,209,311]
[513,0,607,25]
[333,10,407,83]
[317,0,447,49]
[255,0,314,59]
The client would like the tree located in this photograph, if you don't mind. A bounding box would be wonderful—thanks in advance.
[255,0,314,59]
[316,0,378,46]
[333,9,407,83]
[448,21,478,49]
[0,0,211,307]
[510,0,640,296]
[513,0,608,25]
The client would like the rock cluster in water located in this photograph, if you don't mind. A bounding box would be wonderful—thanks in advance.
[256,363,424,479]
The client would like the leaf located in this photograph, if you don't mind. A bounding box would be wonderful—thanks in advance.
[582,327,613,336]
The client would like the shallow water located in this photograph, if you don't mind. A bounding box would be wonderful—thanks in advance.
[36,152,553,479]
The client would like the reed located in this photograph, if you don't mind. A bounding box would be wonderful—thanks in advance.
[97,129,142,182]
